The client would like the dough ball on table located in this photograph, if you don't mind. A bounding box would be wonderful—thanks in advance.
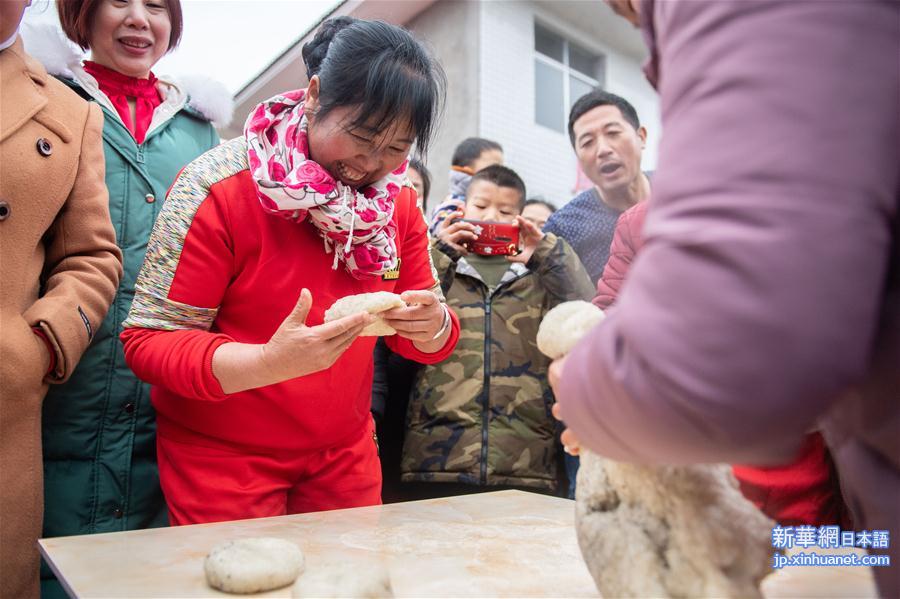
[324,292,406,336]
[204,537,305,594]
[292,562,393,598]
[536,300,605,359]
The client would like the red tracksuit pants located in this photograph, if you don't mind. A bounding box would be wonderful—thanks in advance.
[157,419,382,525]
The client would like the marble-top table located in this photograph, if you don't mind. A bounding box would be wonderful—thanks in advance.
[40,489,880,598]
[40,490,598,598]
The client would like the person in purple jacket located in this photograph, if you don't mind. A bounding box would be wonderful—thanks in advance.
[551,1,898,595]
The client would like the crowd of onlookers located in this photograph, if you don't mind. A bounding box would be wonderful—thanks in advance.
[373,89,655,503]
[1,0,897,597]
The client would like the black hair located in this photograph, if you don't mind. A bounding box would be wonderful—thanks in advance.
[568,89,641,147]
[451,137,503,168]
[468,165,526,209]
[524,198,557,214]
[301,17,355,79]
[301,17,446,157]
[408,158,431,206]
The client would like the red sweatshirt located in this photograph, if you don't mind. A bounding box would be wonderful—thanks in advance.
[121,138,458,453]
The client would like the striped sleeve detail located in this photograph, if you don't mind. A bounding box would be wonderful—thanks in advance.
[123,137,248,331]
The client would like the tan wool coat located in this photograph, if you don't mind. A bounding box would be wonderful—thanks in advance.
[0,38,122,598]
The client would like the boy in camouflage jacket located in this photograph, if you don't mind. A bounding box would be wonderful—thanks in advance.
[401,166,594,493]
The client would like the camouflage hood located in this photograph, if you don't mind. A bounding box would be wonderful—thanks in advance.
[401,233,595,490]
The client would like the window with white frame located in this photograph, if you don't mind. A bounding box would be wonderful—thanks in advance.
[534,22,605,133]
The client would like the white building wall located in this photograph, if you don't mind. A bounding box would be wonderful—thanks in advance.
[406,1,482,209]
[478,0,660,207]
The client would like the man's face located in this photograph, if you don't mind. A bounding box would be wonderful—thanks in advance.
[464,180,521,223]
[572,104,646,198]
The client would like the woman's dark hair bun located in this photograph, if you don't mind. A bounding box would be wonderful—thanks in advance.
[302,16,358,79]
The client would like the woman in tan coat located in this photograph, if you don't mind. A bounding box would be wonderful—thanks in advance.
[0,2,122,596]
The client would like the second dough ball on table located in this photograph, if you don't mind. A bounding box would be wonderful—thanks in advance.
[292,562,393,598]
[324,292,406,336]
[204,537,305,594]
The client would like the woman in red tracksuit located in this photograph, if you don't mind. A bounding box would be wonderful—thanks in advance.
[120,17,458,525]
[594,200,851,528]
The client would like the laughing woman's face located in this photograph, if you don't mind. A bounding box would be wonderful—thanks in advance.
[304,77,414,189]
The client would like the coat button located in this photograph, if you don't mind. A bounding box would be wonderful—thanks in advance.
[124,402,135,414]
[144,193,156,204]
[36,138,53,157]
[113,508,124,519]
[0,201,9,221]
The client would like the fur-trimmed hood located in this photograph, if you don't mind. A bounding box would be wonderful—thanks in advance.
[21,23,233,128]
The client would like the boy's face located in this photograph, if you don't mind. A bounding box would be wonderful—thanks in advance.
[469,149,504,173]
[464,180,522,223]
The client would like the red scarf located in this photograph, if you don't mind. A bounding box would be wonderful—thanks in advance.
[83,61,162,144]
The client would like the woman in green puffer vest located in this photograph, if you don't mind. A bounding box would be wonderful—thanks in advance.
[24,2,230,596]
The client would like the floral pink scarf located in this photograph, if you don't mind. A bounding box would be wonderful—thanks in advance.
[244,89,408,278]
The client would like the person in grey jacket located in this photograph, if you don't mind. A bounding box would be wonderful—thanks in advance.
[553,1,898,595]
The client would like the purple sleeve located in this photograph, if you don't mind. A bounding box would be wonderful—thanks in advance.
[557,0,899,465]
